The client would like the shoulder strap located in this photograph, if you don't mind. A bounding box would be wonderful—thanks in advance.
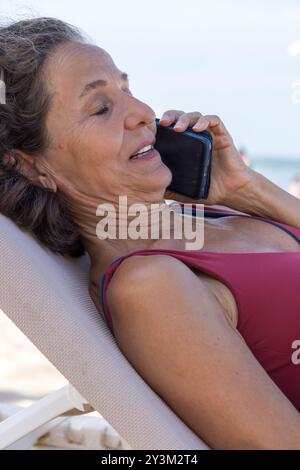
[172,201,247,217]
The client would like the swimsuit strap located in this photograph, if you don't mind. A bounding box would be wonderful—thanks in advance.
[179,203,300,244]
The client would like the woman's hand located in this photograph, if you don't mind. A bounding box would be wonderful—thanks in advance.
[159,110,255,206]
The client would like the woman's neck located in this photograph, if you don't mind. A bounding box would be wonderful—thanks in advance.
[81,197,195,271]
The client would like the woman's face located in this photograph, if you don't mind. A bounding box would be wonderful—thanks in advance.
[42,42,172,205]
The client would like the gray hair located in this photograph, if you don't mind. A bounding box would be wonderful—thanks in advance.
[0,17,91,257]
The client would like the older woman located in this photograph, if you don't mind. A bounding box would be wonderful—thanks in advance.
[0,17,300,450]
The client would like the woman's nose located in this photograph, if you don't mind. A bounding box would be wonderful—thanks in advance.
[124,96,157,129]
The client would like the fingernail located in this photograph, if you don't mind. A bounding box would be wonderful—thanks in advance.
[193,121,205,129]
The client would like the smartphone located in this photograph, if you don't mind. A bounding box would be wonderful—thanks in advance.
[154,117,212,199]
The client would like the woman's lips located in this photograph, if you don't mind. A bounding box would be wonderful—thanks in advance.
[129,148,160,162]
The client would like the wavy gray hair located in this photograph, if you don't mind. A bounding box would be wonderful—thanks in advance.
[0,17,91,257]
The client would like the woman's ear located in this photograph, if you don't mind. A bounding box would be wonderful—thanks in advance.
[11,150,58,192]
[37,173,58,192]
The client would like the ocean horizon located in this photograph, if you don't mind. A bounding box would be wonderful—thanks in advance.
[247,156,300,193]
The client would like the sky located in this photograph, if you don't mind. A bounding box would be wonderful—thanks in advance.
[0,0,300,159]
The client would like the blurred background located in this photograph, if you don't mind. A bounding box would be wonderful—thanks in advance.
[0,0,299,446]
[1,0,300,194]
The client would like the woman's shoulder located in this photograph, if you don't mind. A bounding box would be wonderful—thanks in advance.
[105,252,208,311]
[108,252,195,288]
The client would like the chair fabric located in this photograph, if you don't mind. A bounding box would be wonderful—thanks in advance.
[0,213,208,450]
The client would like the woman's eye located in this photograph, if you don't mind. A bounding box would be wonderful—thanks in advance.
[92,89,132,116]
[93,105,109,116]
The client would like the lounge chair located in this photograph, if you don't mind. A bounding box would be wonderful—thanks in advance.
[0,212,209,450]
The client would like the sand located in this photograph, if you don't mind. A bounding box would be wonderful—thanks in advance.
[0,309,127,449]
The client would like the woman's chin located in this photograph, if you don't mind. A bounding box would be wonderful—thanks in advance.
[150,165,173,192]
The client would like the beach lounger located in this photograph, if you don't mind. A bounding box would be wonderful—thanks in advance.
[0,213,209,450]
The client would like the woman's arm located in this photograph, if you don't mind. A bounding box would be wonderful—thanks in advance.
[222,169,300,229]
[106,254,300,450]
[159,111,300,229]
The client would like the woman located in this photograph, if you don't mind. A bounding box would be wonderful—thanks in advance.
[0,17,299,450]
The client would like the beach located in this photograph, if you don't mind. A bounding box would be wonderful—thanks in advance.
[251,157,300,194]
[0,309,127,450]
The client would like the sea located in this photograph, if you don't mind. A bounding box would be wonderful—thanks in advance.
[250,157,300,194]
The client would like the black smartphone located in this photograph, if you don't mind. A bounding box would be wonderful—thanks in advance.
[154,117,212,200]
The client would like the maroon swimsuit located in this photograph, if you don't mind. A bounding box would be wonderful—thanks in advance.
[99,204,300,412]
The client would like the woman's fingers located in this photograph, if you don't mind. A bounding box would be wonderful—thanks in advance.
[173,112,204,131]
[159,110,203,131]
[192,114,230,137]
[159,111,230,137]
[159,110,185,124]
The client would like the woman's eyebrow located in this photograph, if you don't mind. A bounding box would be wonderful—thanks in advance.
[79,72,129,98]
